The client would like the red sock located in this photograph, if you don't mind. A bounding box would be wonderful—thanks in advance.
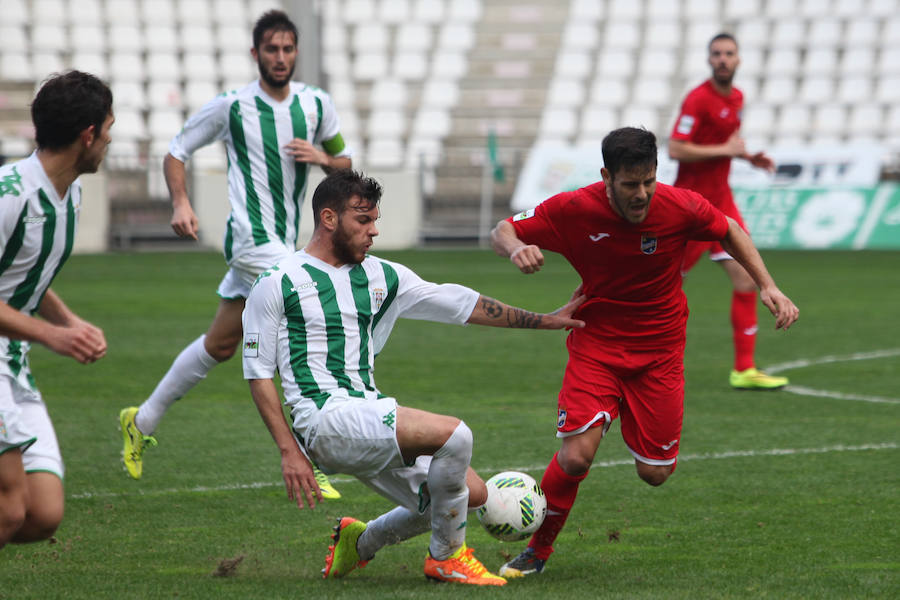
[528,452,588,560]
[732,290,757,372]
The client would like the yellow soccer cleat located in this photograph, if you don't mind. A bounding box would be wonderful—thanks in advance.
[119,407,157,480]
[314,466,341,499]
[424,543,507,586]
[730,368,789,390]
[322,517,369,578]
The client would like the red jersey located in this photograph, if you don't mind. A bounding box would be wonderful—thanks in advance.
[510,181,728,351]
[670,80,743,204]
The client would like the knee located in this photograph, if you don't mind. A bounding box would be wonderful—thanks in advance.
[467,478,487,507]
[636,462,673,487]
[0,503,27,542]
[205,340,237,362]
[557,448,593,477]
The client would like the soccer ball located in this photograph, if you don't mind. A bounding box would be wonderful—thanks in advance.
[476,471,547,542]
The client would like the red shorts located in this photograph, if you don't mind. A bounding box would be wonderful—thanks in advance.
[557,342,685,465]
[682,195,746,273]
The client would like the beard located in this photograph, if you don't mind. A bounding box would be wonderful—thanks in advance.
[332,221,365,265]
[258,58,295,89]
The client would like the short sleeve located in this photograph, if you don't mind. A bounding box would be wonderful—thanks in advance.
[241,269,284,380]
[509,192,571,254]
[670,91,703,142]
[168,95,230,162]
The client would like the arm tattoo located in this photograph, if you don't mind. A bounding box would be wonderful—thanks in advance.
[480,298,504,318]
[507,307,543,329]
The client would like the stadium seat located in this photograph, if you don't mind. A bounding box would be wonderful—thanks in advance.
[807,18,842,49]
[684,0,720,19]
[843,18,878,48]
[735,19,769,49]
[580,107,618,139]
[70,51,109,79]
[848,103,883,136]
[589,78,629,107]
[211,0,247,26]
[447,0,483,22]
[109,53,146,83]
[148,109,185,143]
[771,19,806,49]
[760,76,796,104]
[110,80,145,110]
[392,52,429,80]
[875,75,900,103]
[881,16,900,46]
[546,78,586,108]
[366,108,408,138]
[765,49,801,77]
[878,48,900,76]
[685,20,723,49]
[219,50,256,82]
[177,0,213,24]
[620,106,660,134]
[798,76,836,105]
[724,0,761,20]
[869,0,898,17]
[737,47,764,78]
[603,20,641,49]
[396,23,433,53]
[836,76,873,104]
[803,48,838,77]
[406,137,444,168]
[147,81,184,110]
[0,26,28,52]
[639,49,678,78]
[105,0,140,25]
[596,48,636,79]
[323,51,351,78]
[108,25,144,54]
[379,0,411,24]
[413,0,446,24]
[217,24,250,54]
[741,104,777,138]
[413,108,452,138]
[570,0,604,20]
[31,0,66,25]
[437,23,475,51]
[609,0,643,20]
[832,0,865,17]
[561,22,599,51]
[181,24,217,54]
[183,53,219,82]
[145,26,179,54]
[113,109,149,141]
[339,110,361,139]
[30,25,68,53]
[632,80,672,108]
[813,104,847,137]
[538,107,578,139]
[840,48,875,76]
[69,25,106,53]
[421,78,460,108]
[369,78,409,109]
[798,0,831,18]
[353,23,389,53]
[886,105,900,138]
[327,77,356,112]
[146,53,182,83]
[775,105,812,137]
[31,52,64,78]
[3,0,28,26]
[644,22,681,50]
[366,138,405,169]
[555,50,593,80]
[142,0,176,26]
[431,51,468,79]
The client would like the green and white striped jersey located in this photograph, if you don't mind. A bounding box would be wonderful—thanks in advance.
[0,152,80,387]
[242,251,479,440]
[169,80,351,262]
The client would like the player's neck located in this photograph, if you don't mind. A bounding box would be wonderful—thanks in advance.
[710,78,733,97]
[36,148,80,198]
[304,235,343,267]
[259,79,291,102]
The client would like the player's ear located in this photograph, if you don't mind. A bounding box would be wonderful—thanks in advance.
[80,124,97,148]
[320,207,338,231]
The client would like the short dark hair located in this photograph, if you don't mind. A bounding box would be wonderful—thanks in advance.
[312,169,383,227]
[31,70,112,150]
[709,32,738,51]
[252,10,299,49]
[601,127,658,178]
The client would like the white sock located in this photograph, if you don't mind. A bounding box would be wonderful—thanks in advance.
[136,335,218,434]
[426,421,472,560]
[357,506,430,561]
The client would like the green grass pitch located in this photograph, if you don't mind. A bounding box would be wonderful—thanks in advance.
[2,249,898,599]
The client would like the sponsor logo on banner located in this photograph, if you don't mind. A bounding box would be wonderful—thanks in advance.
[243,333,259,358]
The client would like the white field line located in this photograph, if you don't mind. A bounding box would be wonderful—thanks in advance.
[764,348,900,405]
[69,442,898,500]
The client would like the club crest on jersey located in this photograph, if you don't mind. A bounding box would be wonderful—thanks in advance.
[640,233,658,254]
[243,333,259,358]
[557,409,567,429]
[371,288,386,311]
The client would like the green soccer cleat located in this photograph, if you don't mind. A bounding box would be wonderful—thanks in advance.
[314,466,341,499]
[322,517,369,578]
[119,407,157,480]
[729,368,789,390]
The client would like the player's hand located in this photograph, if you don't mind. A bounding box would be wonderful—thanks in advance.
[747,151,776,173]
[724,131,746,157]
[760,287,799,331]
[284,138,328,166]
[281,452,323,510]
[46,319,107,364]
[510,244,544,274]
[171,202,199,240]
[550,291,587,330]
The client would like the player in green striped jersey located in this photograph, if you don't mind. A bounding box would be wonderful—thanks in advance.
[120,11,350,496]
[244,171,586,584]
[0,71,112,549]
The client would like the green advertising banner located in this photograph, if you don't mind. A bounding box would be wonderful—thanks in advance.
[733,184,900,249]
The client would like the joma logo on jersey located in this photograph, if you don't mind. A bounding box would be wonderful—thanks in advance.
[640,233,658,255]
[23,216,47,224]
[243,333,260,358]
[291,281,317,292]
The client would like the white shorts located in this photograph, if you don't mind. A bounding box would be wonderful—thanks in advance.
[0,376,63,477]
[217,242,294,299]
[306,395,433,514]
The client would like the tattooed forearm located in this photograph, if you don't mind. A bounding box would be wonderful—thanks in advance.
[507,307,543,329]
[480,297,504,318]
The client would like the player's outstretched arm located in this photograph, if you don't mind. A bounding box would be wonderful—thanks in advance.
[466,294,586,330]
[720,218,799,330]
[491,220,544,274]
[249,378,322,509]
[164,153,199,240]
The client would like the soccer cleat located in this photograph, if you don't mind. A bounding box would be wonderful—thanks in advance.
[499,547,546,578]
[424,543,507,586]
[729,368,789,390]
[119,407,157,480]
[314,466,341,499]
[322,517,369,578]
